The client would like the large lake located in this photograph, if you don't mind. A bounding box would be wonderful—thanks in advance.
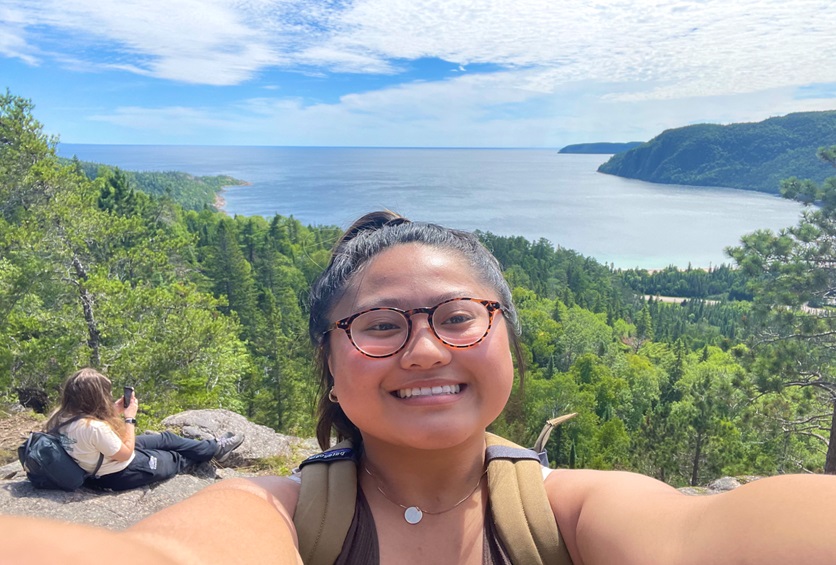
[57,145,806,269]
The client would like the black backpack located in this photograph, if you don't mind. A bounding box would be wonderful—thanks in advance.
[17,415,104,491]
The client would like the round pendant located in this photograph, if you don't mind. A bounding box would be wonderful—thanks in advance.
[404,506,423,524]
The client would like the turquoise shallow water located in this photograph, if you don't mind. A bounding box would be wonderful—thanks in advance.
[57,145,805,269]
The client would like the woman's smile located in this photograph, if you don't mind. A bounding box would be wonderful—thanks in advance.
[393,383,463,399]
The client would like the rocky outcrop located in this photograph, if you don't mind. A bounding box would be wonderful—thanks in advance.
[678,475,762,496]
[160,408,319,465]
[0,409,319,530]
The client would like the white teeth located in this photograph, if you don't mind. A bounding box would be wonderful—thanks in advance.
[397,384,461,398]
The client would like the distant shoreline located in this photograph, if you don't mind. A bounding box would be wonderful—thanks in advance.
[214,180,250,213]
[643,294,720,305]
[214,191,227,211]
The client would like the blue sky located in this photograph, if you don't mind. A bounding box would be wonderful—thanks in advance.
[2,0,834,147]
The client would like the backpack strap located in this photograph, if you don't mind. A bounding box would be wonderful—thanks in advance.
[49,414,85,434]
[89,453,105,478]
[294,440,358,565]
[485,433,573,565]
[532,413,578,466]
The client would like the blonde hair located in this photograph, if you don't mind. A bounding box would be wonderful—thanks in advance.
[45,368,126,438]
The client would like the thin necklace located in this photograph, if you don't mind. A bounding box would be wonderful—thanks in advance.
[363,463,487,525]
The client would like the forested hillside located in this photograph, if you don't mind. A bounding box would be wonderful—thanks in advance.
[559,142,644,154]
[3,91,835,485]
[68,159,245,210]
[598,111,836,193]
[620,264,752,301]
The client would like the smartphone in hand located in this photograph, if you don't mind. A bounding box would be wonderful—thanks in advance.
[123,386,134,409]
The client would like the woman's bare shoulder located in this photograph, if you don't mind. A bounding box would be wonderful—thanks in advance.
[545,468,686,526]
[546,468,680,496]
[544,468,694,565]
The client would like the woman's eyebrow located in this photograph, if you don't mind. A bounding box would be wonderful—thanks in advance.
[352,292,480,312]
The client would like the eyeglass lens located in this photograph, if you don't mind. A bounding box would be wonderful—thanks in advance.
[349,300,492,357]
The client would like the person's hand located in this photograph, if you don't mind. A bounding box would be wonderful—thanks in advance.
[116,395,139,418]
[124,394,139,418]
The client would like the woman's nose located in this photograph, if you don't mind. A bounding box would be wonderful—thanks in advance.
[399,316,452,368]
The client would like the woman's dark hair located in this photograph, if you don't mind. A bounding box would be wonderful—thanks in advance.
[309,210,524,449]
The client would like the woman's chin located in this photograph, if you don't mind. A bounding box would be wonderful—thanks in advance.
[362,419,488,453]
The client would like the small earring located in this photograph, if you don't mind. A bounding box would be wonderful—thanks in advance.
[328,387,339,403]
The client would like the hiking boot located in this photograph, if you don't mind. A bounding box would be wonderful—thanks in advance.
[214,431,245,463]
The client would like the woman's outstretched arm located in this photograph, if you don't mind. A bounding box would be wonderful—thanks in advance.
[548,469,836,565]
[2,477,302,565]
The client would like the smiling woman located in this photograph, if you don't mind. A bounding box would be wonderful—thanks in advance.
[3,211,836,565]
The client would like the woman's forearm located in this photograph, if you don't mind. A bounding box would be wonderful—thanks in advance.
[1,479,301,565]
[688,474,836,564]
[128,480,302,565]
[551,469,836,565]
[1,516,182,565]
[123,420,136,452]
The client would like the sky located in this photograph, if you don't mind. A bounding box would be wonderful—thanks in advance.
[1,0,835,147]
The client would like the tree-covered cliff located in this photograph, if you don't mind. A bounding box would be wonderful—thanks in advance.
[68,159,245,211]
[598,111,836,193]
[559,142,644,154]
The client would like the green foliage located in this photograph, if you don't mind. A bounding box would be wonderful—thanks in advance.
[0,92,327,431]
[0,90,58,222]
[599,111,836,193]
[478,232,630,317]
[619,264,751,300]
[727,145,836,473]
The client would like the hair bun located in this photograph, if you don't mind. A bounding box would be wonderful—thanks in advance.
[384,217,410,228]
[338,210,410,247]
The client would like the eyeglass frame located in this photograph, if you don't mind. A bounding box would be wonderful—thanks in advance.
[323,297,506,358]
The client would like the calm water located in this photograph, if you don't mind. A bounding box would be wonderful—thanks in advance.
[57,145,805,269]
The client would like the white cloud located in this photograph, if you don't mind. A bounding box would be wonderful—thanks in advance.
[2,0,304,84]
[4,0,835,96]
[0,7,39,65]
[324,0,836,100]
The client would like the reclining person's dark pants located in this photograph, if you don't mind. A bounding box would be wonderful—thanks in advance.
[87,431,218,491]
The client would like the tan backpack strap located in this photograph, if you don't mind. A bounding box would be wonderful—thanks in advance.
[294,440,358,565]
[485,433,573,565]
[533,413,578,459]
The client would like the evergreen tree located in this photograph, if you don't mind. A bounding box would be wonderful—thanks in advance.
[728,145,836,473]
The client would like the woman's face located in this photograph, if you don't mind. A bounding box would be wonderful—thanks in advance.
[326,243,514,450]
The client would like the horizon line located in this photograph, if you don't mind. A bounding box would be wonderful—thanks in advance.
[55,142,631,150]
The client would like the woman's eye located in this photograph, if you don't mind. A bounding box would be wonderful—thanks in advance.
[367,322,401,332]
[439,311,476,325]
[354,314,406,333]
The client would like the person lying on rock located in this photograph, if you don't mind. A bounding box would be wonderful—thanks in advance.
[43,367,244,491]
[4,211,836,565]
